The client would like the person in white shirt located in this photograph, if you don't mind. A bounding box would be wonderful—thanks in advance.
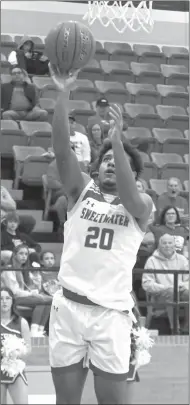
[69,112,91,171]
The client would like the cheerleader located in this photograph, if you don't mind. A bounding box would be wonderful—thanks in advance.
[1,287,31,404]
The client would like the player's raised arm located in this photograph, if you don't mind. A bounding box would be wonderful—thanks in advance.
[49,64,89,202]
[109,104,153,220]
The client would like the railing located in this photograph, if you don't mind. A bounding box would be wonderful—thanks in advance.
[1,267,189,335]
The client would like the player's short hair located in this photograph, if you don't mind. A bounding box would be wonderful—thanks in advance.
[97,138,143,180]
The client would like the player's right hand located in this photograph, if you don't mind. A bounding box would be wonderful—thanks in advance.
[49,63,79,92]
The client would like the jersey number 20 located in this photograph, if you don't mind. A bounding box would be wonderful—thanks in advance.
[84,227,114,250]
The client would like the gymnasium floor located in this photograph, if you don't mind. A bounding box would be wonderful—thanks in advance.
[7,335,188,404]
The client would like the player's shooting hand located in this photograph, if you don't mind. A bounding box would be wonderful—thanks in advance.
[108,104,123,142]
[49,63,79,92]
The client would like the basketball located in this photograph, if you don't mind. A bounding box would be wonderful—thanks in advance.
[45,21,96,74]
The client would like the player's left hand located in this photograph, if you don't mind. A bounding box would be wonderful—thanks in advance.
[108,104,123,142]
[49,63,80,93]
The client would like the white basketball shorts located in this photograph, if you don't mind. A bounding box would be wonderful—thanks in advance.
[49,291,133,379]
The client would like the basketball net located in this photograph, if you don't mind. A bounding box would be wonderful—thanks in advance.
[83,1,154,34]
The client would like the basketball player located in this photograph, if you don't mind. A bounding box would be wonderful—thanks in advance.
[48,64,153,405]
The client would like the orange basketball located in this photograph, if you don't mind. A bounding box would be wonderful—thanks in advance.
[45,21,96,74]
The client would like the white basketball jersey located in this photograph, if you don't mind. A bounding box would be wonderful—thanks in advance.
[58,179,145,312]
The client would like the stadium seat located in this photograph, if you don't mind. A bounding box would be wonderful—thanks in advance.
[19,156,52,186]
[17,209,43,223]
[156,105,188,131]
[124,103,163,129]
[32,76,58,99]
[12,145,46,188]
[162,46,189,69]
[184,130,189,139]
[104,42,136,64]
[149,179,168,196]
[1,179,13,190]
[1,34,16,57]
[71,79,99,103]
[20,121,52,147]
[1,120,27,157]
[125,83,160,106]
[78,59,103,82]
[184,180,189,192]
[160,64,189,87]
[131,62,164,85]
[151,152,183,168]
[68,100,95,127]
[1,60,11,74]
[95,41,109,61]
[156,85,189,108]
[42,174,53,220]
[1,74,11,83]
[152,128,188,156]
[100,60,133,84]
[133,44,165,65]
[95,81,129,105]
[184,154,189,164]
[1,53,7,61]
[0,180,23,201]
[141,162,158,182]
[39,98,56,124]
[151,152,188,182]
[125,127,157,153]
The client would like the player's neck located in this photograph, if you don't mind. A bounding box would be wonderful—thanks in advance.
[100,184,117,196]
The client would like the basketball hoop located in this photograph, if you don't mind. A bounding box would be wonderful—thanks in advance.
[83,1,154,34]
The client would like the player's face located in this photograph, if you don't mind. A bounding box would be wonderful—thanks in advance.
[98,149,135,191]
[1,291,13,313]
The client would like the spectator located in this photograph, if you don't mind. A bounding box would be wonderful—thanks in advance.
[69,112,91,171]
[8,36,49,76]
[1,185,36,234]
[157,177,188,219]
[88,118,104,163]
[1,244,52,337]
[1,287,31,404]
[142,234,189,333]
[88,97,111,139]
[1,65,48,121]
[149,205,188,255]
[46,158,68,231]
[40,251,61,296]
[1,211,41,265]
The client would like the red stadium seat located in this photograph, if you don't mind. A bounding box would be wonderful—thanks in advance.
[131,62,164,85]
[124,103,163,129]
[156,84,189,108]
[161,64,189,87]
[156,105,188,131]
[39,98,56,124]
[1,120,27,157]
[100,60,133,84]
[1,53,7,61]
[184,180,189,192]
[104,42,136,64]
[1,74,11,83]
[95,81,129,105]
[162,46,189,69]
[125,127,157,153]
[71,79,99,104]
[20,121,52,148]
[1,34,16,57]
[12,145,46,188]
[151,152,188,182]
[184,130,189,139]
[95,41,109,61]
[1,60,11,74]
[78,59,103,82]
[151,152,183,168]
[184,154,189,164]
[126,83,160,106]
[133,44,165,65]
[32,76,58,99]
[152,128,188,156]
[68,100,95,127]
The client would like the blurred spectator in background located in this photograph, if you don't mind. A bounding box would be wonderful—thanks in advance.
[40,251,61,297]
[69,112,91,172]
[88,118,104,163]
[8,36,49,76]
[1,244,52,337]
[88,98,111,139]
[157,177,188,219]
[46,158,68,233]
[1,66,48,121]
[1,185,36,234]
[1,211,41,265]
[142,234,189,334]
[149,205,188,255]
